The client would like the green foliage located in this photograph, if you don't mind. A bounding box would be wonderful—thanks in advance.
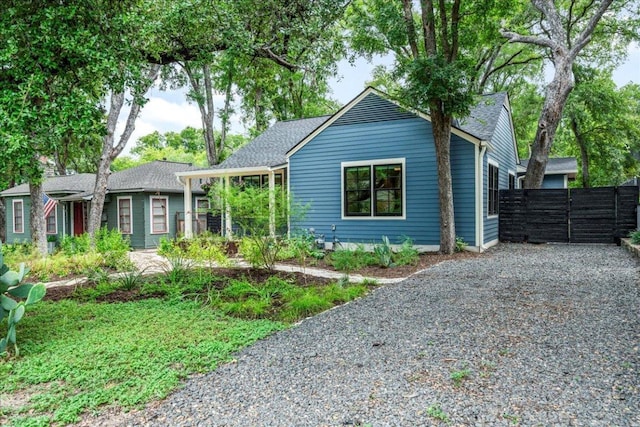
[629,230,640,245]
[0,299,283,425]
[450,368,472,387]
[393,237,419,266]
[214,184,306,270]
[455,236,468,253]
[373,235,394,268]
[59,234,91,256]
[0,246,46,357]
[552,67,640,187]
[426,403,450,423]
[329,245,378,273]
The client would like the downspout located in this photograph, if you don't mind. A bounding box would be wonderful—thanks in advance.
[476,143,487,252]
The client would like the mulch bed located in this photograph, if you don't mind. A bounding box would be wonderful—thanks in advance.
[43,251,481,303]
[283,250,482,279]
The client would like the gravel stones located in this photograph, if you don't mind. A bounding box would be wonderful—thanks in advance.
[130,244,639,426]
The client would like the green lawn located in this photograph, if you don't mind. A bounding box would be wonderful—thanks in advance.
[0,299,284,426]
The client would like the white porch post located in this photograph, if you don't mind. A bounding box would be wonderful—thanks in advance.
[268,170,275,237]
[183,178,193,238]
[224,175,233,238]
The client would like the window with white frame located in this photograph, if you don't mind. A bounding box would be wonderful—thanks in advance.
[150,196,168,234]
[488,162,499,216]
[196,197,210,223]
[343,159,404,218]
[508,172,516,190]
[118,197,133,234]
[46,209,57,234]
[13,200,24,233]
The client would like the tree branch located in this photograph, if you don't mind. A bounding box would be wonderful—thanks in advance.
[570,0,614,59]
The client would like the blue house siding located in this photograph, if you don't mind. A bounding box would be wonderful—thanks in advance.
[483,105,518,244]
[451,135,477,246]
[290,116,477,247]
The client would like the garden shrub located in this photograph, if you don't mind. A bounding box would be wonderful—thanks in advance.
[629,229,640,244]
[393,237,419,266]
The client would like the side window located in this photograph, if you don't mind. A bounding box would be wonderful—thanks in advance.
[488,163,499,216]
[150,196,168,234]
[13,200,24,233]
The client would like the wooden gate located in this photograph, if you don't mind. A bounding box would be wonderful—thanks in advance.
[499,186,638,244]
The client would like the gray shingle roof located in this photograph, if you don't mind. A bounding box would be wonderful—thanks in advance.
[455,92,508,141]
[0,173,96,197]
[0,161,203,198]
[519,157,578,174]
[217,116,330,169]
[108,160,204,193]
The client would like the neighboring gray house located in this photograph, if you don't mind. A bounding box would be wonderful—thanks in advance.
[0,161,207,249]
[517,157,578,188]
[176,87,522,252]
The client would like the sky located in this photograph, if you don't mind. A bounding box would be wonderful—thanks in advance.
[119,44,640,155]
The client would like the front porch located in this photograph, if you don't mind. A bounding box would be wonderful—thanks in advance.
[176,166,288,239]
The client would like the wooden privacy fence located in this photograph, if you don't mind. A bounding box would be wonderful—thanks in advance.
[499,186,639,244]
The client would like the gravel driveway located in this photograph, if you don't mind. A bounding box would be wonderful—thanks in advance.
[131,244,638,426]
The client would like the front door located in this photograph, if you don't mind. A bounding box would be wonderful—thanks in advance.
[73,202,86,236]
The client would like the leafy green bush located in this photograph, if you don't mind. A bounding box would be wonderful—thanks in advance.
[455,236,468,252]
[629,229,640,244]
[59,234,91,255]
[393,237,419,266]
[211,183,306,270]
[329,245,378,273]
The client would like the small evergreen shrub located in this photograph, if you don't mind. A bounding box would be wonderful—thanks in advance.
[629,229,640,245]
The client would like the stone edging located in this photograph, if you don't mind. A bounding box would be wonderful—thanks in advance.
[621,238,640,259]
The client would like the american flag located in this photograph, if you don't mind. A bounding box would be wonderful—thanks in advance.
[43,194,57,218]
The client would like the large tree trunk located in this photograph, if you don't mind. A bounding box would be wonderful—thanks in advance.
[184,63,219,166]
[87,65,159,239]
[29,181,47,256]
[570,115,590,188]
[502,0,614,188]
[523,56,574,189]
[431,107,456,254]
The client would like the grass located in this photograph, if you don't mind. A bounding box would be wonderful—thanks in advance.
[1,268,374,426]
[0,299,284,426]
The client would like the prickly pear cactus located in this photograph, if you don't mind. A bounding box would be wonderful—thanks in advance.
[0,245,46,356]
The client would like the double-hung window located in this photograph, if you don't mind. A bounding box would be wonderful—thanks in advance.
[150,196,168,234]
[488,162,499,217]
[45,209,57,234]
[13,200,24,233]
[343,159,404,218]
[118,197,133,234]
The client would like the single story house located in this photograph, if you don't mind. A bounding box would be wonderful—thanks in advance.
[517,157,578,188]
[176,87,524,252]
[0,160,208,249]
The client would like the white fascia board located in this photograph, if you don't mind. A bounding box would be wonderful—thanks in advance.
[286,87,482,159]
[175,166,288,184]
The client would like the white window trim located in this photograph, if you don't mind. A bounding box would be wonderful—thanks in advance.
[46,207,57,235]
[341,158,406,220]
[195,197,210,213]
[150,195,169,234]
[117,196,133,235]
[12,199,24,234]
[487,159,499,219]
